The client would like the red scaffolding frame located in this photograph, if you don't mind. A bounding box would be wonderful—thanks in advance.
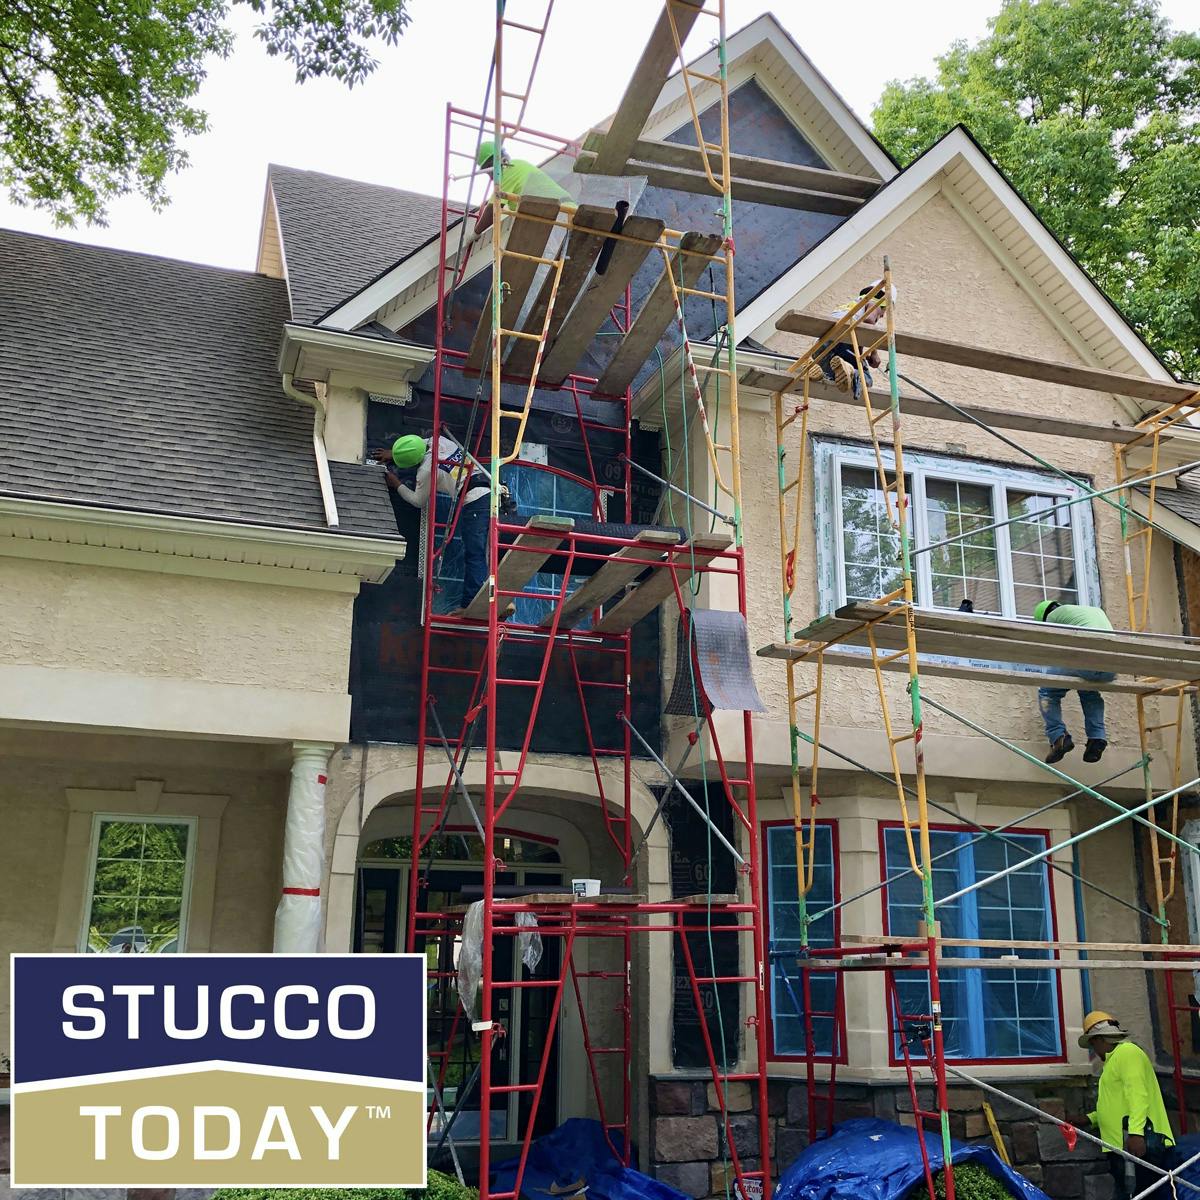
[399,4,773,1192]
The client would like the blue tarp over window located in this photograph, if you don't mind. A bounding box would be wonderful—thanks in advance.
[776,1119,1050,1200]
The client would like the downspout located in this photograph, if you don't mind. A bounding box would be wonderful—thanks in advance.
[283,373,340,528]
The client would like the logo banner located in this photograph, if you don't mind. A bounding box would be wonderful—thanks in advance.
[10,953,427,1187]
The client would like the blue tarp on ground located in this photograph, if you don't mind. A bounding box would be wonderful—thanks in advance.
[776,1119,1052,1200]
[1169,1135,1200,1190]
[491,1118,689,1200]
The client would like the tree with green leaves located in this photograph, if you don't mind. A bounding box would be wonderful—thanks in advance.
[0,0,411,225]
[872,0,1200,379]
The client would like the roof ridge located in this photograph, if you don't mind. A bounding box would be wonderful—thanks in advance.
[0,225,275,281]
[267,162,441,205]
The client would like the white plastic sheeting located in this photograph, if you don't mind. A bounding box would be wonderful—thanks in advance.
[457,900,542,1017]
[273,742,333,952]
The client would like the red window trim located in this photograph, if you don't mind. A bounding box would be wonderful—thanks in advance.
[760,818,847,1064]
[877,819,1068,1067]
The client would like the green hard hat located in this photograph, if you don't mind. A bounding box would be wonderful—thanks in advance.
[1034,599,1054,622]
[477,139,498,168]
[390,434,426,469]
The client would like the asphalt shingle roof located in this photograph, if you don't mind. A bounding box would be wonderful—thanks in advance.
[0,228,399,540]
[268,164,443,324]
[1141,474,1200,527]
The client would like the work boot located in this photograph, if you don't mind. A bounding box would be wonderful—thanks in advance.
[1045,735,1074,764]
[830,356,854,393]
[1083,738,1107,763]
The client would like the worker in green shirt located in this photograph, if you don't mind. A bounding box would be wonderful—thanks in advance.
[474,139,574,234]
[1034,599,1117,765]
[1080,1010,1174,1200]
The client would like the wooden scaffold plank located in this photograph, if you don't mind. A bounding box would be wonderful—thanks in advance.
[460,515,574,619]
[575,152,865,216]
[538,214,665,386]
[594,230,723,397]
[776,310,1200,407]
[593,532,732,634]
[465,195,562,373]
[791,646,1184,694]
[544,529,681,629]
[739,367,1167,446]
[758,603,1200,683]
[581,131,879,198]
[506,203,615,377]
[591,0,705,176]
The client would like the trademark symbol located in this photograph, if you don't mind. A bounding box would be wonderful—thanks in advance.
[366,1105,392,1120]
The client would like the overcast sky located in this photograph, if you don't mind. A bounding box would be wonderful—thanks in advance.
[2,0,1196,273]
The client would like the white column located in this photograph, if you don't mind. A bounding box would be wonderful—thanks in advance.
[273,741,335,952]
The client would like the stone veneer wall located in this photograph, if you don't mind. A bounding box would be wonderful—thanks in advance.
[648,1076,1189,1200]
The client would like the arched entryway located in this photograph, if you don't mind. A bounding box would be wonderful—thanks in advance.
[323,753,677,1168]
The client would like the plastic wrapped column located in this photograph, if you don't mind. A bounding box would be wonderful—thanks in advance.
[273,742,334,952]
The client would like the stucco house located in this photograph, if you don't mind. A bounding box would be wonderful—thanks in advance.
[4,10,1200,1200]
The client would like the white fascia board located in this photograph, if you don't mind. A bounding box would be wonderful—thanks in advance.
[1130,491,1200,555]
[0,495,405,584]
[741,127,1177,389]
[739,170,943,338]
[319,218,463,332]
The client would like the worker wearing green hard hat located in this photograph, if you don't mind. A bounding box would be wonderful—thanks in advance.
[371,433,493,613]
[1032,597,1116,765]
[474,137,573,235]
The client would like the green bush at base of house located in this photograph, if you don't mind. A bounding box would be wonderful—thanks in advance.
[214,1168,479,1200]
[917,1162,1017,1200]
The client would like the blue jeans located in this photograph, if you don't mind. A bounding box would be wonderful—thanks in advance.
[1038,671,1115,743]
[458,494,490,609]
[820,344,872,398]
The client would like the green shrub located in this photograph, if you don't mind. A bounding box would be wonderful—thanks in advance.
[213,1167,479,1200]
[917,1162,1014,1200]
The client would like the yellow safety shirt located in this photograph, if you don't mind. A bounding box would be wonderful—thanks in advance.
[497,159,573,209]
[1088,1040,1174,1150]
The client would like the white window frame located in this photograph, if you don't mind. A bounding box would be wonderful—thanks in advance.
[816,438,1102,620]
[79,813,198,953]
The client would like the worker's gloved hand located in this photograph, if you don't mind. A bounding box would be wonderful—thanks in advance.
[1127,1134,1146,1158]
[369,447,393,463]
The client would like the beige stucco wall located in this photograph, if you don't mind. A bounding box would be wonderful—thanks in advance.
[0,728,288,1038]
[754,775,1104,1080]
[0,557,353,692]
[321,744,676,1158]
[648,183,1185,1075]
[663,186,1189,790]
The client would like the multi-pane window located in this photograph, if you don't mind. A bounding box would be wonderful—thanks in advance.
[818,440,1098,619]
[925,478,1001,614]
[765,822,838,1058]
[82,816,194,953]
[841,467,907,604]
[1008,490,1080,616]
[427,444,605,622]
[883,826,1062,1061]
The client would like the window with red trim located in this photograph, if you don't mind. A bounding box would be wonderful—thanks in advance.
[882,824,1064,1062]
